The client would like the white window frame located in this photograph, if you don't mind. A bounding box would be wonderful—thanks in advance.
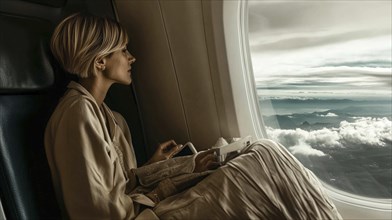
[222,0,392,219]
[222,0,267,140]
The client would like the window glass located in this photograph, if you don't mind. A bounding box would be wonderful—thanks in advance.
[248,0,391,198]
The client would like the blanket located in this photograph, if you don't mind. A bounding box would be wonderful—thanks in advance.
[152,139,342,220]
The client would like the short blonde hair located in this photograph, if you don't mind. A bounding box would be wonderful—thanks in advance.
[50,13,128,78]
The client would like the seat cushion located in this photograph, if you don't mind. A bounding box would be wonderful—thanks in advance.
[0,95,61,219]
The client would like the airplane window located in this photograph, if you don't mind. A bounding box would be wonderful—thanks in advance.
[248,0,391,199]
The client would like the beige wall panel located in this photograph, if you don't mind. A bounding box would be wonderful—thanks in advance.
[201,0,240,138]
[115,0,240,153]
[160,0,221,149]
[115,0,190,155]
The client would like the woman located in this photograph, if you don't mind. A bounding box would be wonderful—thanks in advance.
[45,13,218,219]
[45,13,342,219]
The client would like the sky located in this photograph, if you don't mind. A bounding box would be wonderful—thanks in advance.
[248,0,392,100]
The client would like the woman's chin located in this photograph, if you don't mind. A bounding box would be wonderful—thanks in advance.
[116,78,132,85]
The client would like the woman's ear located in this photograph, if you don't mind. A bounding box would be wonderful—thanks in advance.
[95,57,106,71]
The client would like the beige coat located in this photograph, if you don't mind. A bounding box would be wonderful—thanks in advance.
[45,82,196,219]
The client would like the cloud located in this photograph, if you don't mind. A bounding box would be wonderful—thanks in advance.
[250,29,389,52]
[254,65,392,98]
[248,1,391,48]
[266,117,392,157]
[288,141,327,157]
[267,127,342,151]
[252,35,391,77]
[248,1,391,100]
[339,117,392,147]
[319,113,338,117]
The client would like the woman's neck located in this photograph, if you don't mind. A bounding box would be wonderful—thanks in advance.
[79,77,112,106]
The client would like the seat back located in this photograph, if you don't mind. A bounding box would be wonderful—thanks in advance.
[0,11,62,219]
[0,1,147,219]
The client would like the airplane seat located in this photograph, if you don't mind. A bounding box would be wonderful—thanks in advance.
[0,1,147,219]
[0,11,64,219]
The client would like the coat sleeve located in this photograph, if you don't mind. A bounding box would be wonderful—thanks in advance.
[132,155,196,187]
[52,99,138,220]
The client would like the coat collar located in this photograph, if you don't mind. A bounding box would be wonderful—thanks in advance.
[67,81,93,100]
[67,81,118,141]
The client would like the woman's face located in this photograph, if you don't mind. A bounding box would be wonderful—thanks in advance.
[103,45,136,85]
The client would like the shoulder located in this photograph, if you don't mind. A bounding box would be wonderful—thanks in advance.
[50,92,100,126]
[45,89,104,144]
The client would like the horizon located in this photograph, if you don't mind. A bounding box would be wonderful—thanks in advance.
[256,94,392,102]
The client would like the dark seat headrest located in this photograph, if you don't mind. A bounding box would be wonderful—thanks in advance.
[0,13,54,93]
[21,0,66,8]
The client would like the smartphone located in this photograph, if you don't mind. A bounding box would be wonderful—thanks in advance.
[172,142,198,157]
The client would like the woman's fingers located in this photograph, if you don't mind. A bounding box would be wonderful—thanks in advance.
[199,152,216,164]
[160,140,177,150]
[159,140,185,159]
[146,140,178,164]
[194,149,220,172]
[196,149,215,159]
[168,144,183,158]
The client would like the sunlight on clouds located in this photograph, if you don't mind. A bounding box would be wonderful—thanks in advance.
[319,113,338,117]
[339,117,392,147]
[289,141,327,157]
[267,117,392,157]
[267,127,342,152]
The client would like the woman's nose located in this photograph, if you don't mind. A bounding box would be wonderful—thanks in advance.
[128,53,136,64]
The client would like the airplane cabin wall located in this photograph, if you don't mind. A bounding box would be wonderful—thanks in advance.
[114,0,240,156]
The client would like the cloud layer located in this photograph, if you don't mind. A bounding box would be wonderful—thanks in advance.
[248,1,391,99]
[267,117,392,157]
[248,1,391,48]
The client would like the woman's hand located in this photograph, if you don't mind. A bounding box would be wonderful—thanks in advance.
[146,140,183,165]
[194,149,220,173]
